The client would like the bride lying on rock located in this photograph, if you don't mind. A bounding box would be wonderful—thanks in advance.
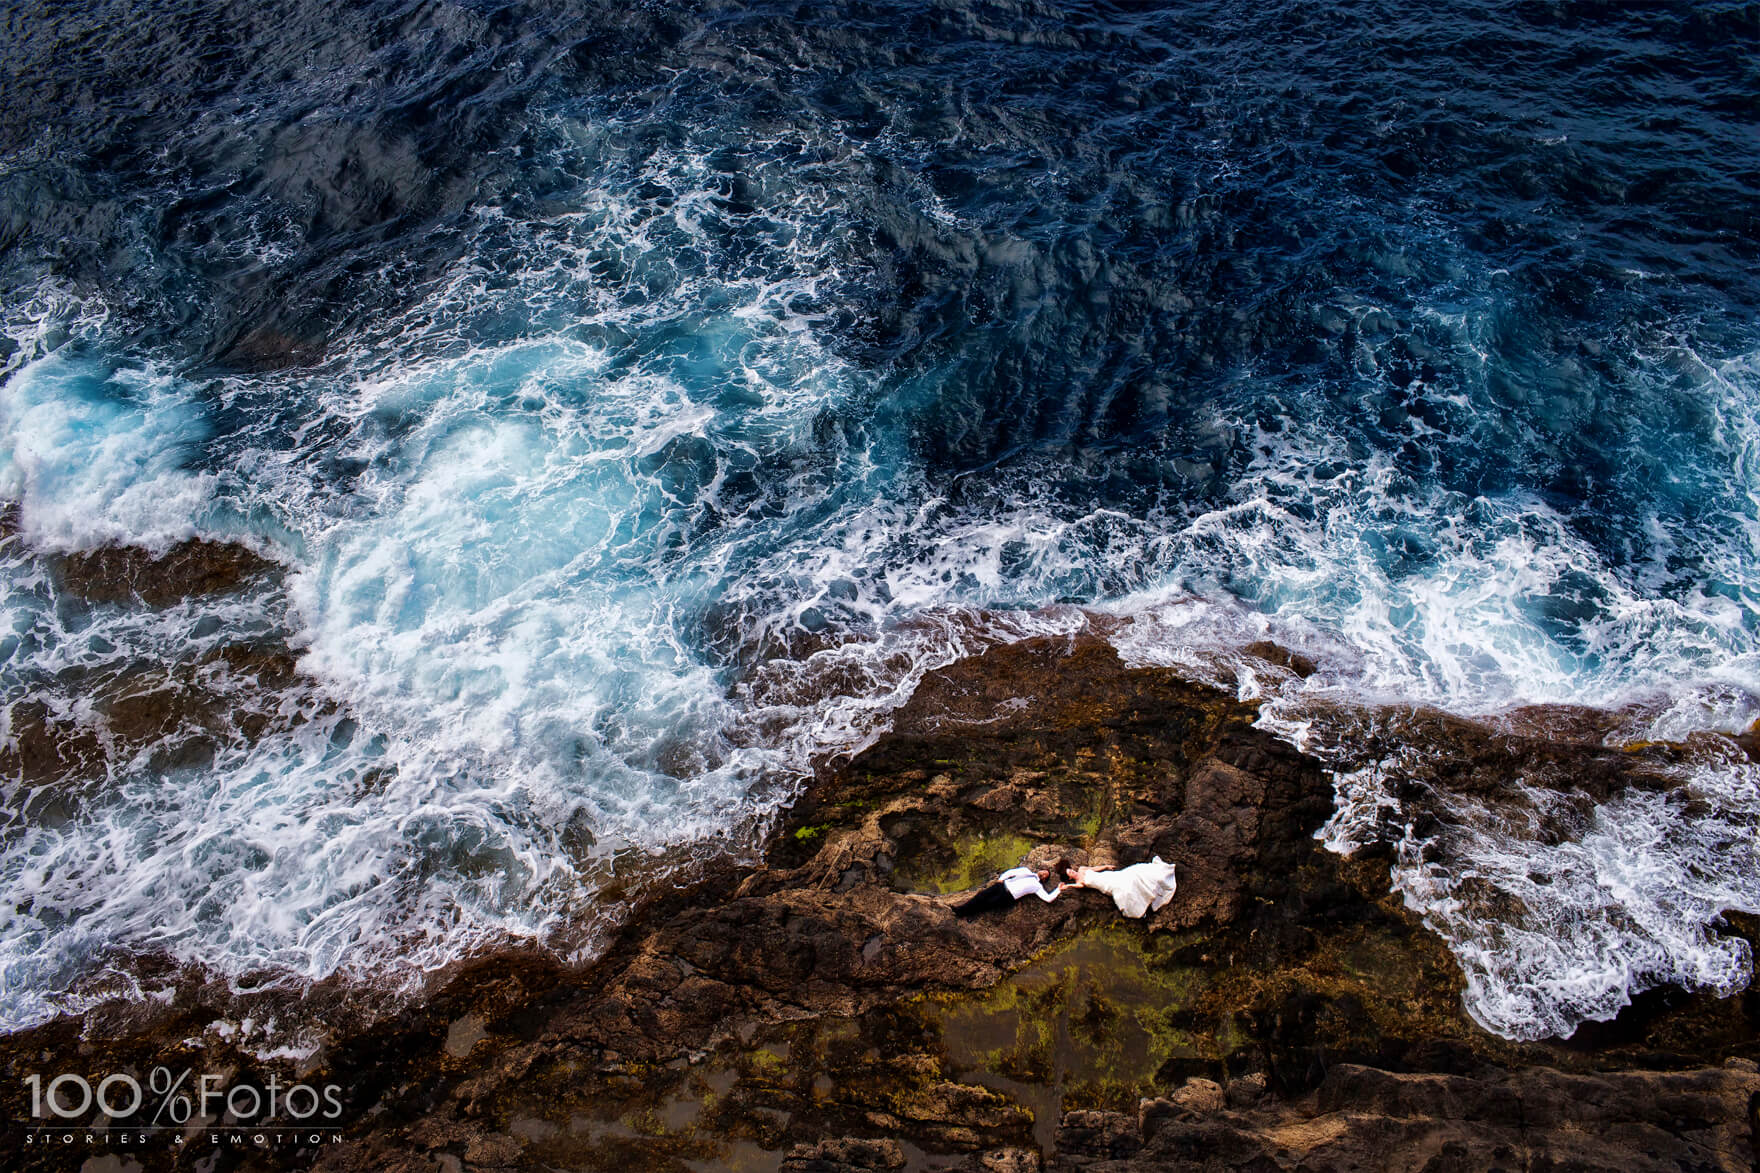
[1060,857,1177,918]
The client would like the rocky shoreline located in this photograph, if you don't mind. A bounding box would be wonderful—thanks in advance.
[1,543,1758,1171]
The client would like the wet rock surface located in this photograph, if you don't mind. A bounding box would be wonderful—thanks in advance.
[1062,1062,1760,1172]
[1,535,321,795]
[2,634,1757,1171]
[1,642,319,789]
[53,539,281,607]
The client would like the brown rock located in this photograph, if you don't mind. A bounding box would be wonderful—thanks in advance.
[3,631,1756,1173]
[461,1133,522,1166]
[1,640,322,788]
[1141,1077,1226,1133]
[1243,639,1318,678]
[782,1138,907,1172]
[54,538,279,606]
[1224,1071,1267,1109]
[978,1148,1042,1173]
[1055,1110,1142,1159]
[1061,1063,1760,1173]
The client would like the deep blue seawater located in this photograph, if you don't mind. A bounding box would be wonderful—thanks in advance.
[1,0,1757,1043]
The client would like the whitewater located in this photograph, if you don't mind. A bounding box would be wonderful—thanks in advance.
[1,0,1757,1047]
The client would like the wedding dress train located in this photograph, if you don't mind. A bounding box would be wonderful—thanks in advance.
[1073,856,1177,918]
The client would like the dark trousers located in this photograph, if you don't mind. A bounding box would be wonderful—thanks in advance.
[953,881,1015,919]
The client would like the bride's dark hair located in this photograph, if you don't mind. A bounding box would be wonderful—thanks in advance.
[1055,858,1073,882]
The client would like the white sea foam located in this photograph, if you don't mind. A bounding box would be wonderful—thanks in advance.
[0,352,219,553]
[2,116,1759,1047]
[1312,747,1760,1041]
[0,122,1037,1031]
[1092,334,1760,1040]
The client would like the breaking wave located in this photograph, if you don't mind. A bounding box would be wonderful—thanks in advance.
[1,0,1757,1043]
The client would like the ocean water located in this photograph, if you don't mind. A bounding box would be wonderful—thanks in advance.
[1,0,1757,1044]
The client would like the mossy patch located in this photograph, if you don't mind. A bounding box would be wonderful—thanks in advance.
[746,1041,789,1078]
[922,926,1208,1112]
[916,907,1493,1114]
[896,830,1043,895]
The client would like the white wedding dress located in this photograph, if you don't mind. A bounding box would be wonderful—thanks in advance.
[1074,856,1178,918]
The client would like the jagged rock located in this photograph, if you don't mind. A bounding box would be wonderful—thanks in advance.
[1142,1077,1226,1130]
[782,1137,907,1172]
[1224,1072,1267,1109]
[978,1148,1042,1173]
[1056,1063,1760,1173]
[2,634,1755,1173]
[461,1132,522,1167]
[1243,639,1317,678]
[1,640,321,786]
[1055,1110,1141,1159]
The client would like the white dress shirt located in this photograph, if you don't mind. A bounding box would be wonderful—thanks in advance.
[999,866,1061,902]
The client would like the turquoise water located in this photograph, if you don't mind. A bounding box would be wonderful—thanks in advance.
[1,0,1758,1042]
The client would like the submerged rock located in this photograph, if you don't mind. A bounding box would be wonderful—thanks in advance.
[1,537,320,793]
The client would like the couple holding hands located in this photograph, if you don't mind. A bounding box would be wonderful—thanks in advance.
[952,854,1177,920]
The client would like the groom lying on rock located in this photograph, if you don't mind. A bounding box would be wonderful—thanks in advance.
[951,857,1072,918]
